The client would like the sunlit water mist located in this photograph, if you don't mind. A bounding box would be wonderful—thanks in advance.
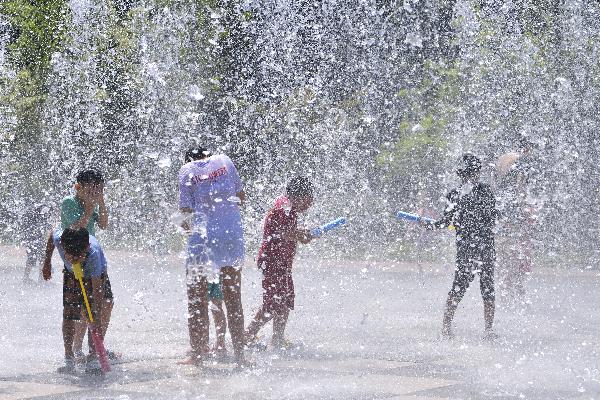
[1,2,599,398]
[0,0,598,265]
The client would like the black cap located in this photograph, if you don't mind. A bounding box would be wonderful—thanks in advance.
[185,147,212,163]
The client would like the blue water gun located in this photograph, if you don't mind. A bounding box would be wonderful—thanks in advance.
[310,217,347,237]
[396,211,455,230]
[396,211,435,224]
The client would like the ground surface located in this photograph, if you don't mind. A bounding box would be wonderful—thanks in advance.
[1,246,599,400]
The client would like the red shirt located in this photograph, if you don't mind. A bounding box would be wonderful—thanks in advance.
[256,195,298,270]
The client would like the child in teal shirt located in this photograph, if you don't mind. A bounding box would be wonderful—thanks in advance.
[43,170,113,367]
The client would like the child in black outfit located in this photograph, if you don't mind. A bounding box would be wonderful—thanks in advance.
[421,153,498,339]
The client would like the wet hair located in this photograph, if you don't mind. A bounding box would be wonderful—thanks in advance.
[61,228,90,258]
[76,169,104,185]
[286,176,314,198]
[456,153,482,178]
[185,147,211,163]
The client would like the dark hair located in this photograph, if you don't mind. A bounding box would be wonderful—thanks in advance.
[76,169,104,185]
[286,176,314,198]
[185,147,211,163]
[61,228,90,258]
[457,153,482,178]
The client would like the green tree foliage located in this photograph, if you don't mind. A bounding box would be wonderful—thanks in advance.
[93,3,140,169]
[376,60,459,202]
[1,0,68,144]
[0,1,69,204]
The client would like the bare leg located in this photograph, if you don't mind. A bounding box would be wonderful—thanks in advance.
[97,298,114,360]
[220,266,246,364]
[210,299,227,353]
[272,309,290,347]
[443,262,472,337]
[187,273,209,361]
[73,318,86,356]
[62,320,76,359]
[87,324,96,357]
[442,294,460,336]
[514,248,531,300]
[483,300,495,331]
[100,299,113,337]
[245,307,273,339]
[23,250,34,281]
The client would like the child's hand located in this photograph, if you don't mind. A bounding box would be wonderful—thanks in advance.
[81,185,103,209]
[81,192,98,211]
[94,185,105,204]
[181,220,192,235]
[297,229,312,244]
[88,318,102,333]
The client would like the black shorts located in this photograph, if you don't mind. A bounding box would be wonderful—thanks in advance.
[449,241,495,302]
[63,269,113,321]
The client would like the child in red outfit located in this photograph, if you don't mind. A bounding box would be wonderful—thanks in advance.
[245,177,314,348]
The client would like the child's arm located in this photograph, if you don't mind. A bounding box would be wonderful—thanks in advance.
[224,154,245,206]
[89,276,104,330]
[178,170,194,233]
[96,189,108,230]
[82,251,105,330]
[236,191,246,206]
[297,229,312,244]
[420,192,456,230]
[179,207,193,234]
[62,197,96,231]
[282,228,312,244]
[42,232,55,280]
[265,208,311,243]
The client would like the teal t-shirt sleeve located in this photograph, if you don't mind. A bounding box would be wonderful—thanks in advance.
[60,196,98,235]
[61,197,81,229]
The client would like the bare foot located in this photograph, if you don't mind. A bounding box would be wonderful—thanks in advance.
[234,358,255,370]
[441,326,455,340]
[177,355,203,366]
[483,328,499,341]
[212,345,228,360]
